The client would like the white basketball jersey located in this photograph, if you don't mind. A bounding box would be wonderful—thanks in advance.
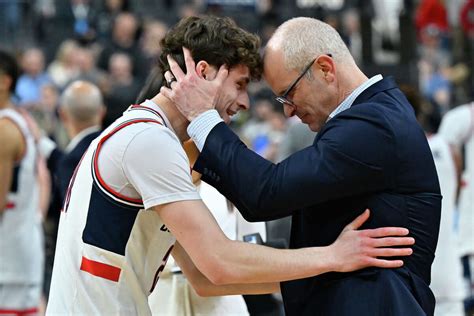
[0,108,42,285]
[428,134,465,300]
[438,103,474,255]
[47,103,199,315]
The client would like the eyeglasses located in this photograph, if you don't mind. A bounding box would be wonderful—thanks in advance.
[275,54,331,106]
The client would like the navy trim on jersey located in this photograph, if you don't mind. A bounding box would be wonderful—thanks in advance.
[82,182,141,255]
[10,165,20,193]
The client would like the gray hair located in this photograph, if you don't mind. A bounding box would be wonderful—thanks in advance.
[268,17,354,72]
[61,80,104,123]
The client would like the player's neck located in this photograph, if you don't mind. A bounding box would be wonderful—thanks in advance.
[151,93,190,143]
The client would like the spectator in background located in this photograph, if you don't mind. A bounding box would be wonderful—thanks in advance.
[71,45,107,92]
[438,102,474,314]
[96,0,130,40]
[140,20,168,69]
[47,40,80,90]
[277,116,316,162]
[103,52,141,127]
[241,90,275,153]
[38,80,105,213]
[341,9,362,66]
[418,58,450,128]
[0,0,21,47]
[15,48,52,108]
[415,0,450,49]
[29,84,69,150]
[0,49,44,316]
[97,12,148,80]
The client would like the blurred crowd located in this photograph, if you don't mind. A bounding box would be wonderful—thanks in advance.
[0,0,473,315]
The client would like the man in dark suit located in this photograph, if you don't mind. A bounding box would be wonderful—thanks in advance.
[162,17,441,315]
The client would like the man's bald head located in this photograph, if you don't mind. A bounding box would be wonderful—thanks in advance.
[265,17,354,71]
[60,81,104,125]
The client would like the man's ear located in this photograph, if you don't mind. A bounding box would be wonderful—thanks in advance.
[58,106,69,124]
[315,55,335,82]
[195,60,217,80]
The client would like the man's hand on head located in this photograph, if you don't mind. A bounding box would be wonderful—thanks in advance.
[160,47,229,121]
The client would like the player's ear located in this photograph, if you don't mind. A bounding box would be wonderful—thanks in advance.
[195,61,216,80]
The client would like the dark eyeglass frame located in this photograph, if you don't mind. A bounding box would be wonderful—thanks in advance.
[275,54,332,106]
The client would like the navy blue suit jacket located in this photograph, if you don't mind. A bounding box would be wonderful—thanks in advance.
[48,130,101,205]
[194,78,441,315]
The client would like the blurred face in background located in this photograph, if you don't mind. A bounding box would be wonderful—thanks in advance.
[109,53,133,83]
[113,13,138,45]
[22,49,45,77]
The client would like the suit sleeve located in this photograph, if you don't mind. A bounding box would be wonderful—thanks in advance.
[194,107,396,221]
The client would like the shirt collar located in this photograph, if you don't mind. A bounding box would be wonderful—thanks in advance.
[327,74,383,122]
[65,125,101,153]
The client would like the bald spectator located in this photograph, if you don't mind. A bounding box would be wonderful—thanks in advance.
[39,80,105,203]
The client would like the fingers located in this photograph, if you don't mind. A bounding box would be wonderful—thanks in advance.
[364,227,410,238]
[370,247,413,257]
[183,47,196,74]
[366,258,404,269]
[369,236,415,248]
[167,54,186,81]
[160,85,173,100]
[165,71,176,88]
[215,64,229,85]
[344,209,370,231]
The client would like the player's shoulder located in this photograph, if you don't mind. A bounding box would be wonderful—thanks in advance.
[0,113,24,142]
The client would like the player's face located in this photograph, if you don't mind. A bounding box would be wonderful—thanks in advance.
[210,64,251,124]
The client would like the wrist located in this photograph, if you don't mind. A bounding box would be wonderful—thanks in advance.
[188,107,213,121]
[323,244,341,273]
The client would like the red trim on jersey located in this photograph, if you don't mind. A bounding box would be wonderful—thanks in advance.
[80,256,121,282]
[5,202,15,209]
[93,119,162,205]
[0,307,38,315]
[129,104,167,126]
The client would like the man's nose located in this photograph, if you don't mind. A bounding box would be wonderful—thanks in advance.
[283,103,296,117]
[237,93,250,111]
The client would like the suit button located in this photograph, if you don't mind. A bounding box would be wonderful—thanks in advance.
[203,167,209,175]
[216,176,220,182]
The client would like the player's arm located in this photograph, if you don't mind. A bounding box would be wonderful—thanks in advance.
[155,202,414,286]
[172,241,279,296]
[0,118,23,213]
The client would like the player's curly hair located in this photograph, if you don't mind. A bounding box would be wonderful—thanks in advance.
[159,16,262,84]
